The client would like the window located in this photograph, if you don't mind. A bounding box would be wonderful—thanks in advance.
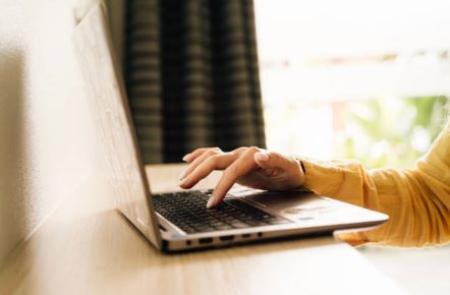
[255,0,450,168]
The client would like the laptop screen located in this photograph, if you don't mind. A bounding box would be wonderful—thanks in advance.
[73,4,161,248]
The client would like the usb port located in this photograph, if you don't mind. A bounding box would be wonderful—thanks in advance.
[198,237,213,244]
[219,235,234,241]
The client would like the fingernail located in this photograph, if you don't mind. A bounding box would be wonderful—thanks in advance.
[178,170,187,180]
[182,154,190,162]
[206,198,216,208]
[179,177,189,187]
[255,152,269,161]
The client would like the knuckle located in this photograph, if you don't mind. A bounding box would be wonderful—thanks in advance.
[206,147,222,156]
[232,146,246,154]
[206,155,220,165]
[205,150,217,156]
[247,146,259,154]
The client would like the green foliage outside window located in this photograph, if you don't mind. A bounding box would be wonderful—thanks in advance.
[337,96,449,169]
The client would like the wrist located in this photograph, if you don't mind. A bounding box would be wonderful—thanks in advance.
[294,158,306,188]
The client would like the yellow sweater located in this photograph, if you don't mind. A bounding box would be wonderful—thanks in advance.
[302,120,450,247]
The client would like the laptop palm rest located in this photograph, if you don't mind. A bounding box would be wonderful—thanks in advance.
[232,189,385,226]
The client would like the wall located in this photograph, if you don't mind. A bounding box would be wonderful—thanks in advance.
[0,0,122,266]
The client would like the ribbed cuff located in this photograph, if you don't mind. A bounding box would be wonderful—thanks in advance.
[300,159,364,206]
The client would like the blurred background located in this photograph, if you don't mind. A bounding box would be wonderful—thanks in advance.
[254,4,450,291]
[0,1,448,294]
[255,0,449,168]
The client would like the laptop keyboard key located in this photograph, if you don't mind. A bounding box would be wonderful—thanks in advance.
[267,218,290,225]
[229,221,249,228]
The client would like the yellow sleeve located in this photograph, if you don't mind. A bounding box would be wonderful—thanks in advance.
[301,121,450,247]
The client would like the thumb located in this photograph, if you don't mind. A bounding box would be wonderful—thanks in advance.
[254,151,291,171]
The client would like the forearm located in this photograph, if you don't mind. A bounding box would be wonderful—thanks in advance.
[301,159,450,246]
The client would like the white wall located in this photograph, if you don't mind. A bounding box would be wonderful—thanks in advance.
[0,0,121,265]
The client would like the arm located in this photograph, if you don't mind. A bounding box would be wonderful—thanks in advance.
[302,121,450,246]
[180,122,449,247]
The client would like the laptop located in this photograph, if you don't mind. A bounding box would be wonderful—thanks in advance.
[73,4,388,252]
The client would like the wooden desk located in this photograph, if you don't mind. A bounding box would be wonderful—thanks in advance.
[0,165,404,294]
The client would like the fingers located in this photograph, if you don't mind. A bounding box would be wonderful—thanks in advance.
[180,146,250,180]
[179,147,249,185]
[182,146,247,163]
[182,147,221,163]
[179,150,221,180]
[180,146,271,208]
[180,147,304,209]
[179,153,237,189]
[207,148,259,208]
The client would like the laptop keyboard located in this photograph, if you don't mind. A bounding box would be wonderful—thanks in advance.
[152,190,289,234]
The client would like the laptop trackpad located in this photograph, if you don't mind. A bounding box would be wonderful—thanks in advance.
[229,187,334,221]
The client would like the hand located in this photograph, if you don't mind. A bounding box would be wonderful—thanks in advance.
[179,146,305,208]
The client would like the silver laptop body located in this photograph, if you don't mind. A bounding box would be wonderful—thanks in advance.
[74,4,388,252]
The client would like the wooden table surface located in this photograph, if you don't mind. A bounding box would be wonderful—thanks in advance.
[0,164,404,294]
